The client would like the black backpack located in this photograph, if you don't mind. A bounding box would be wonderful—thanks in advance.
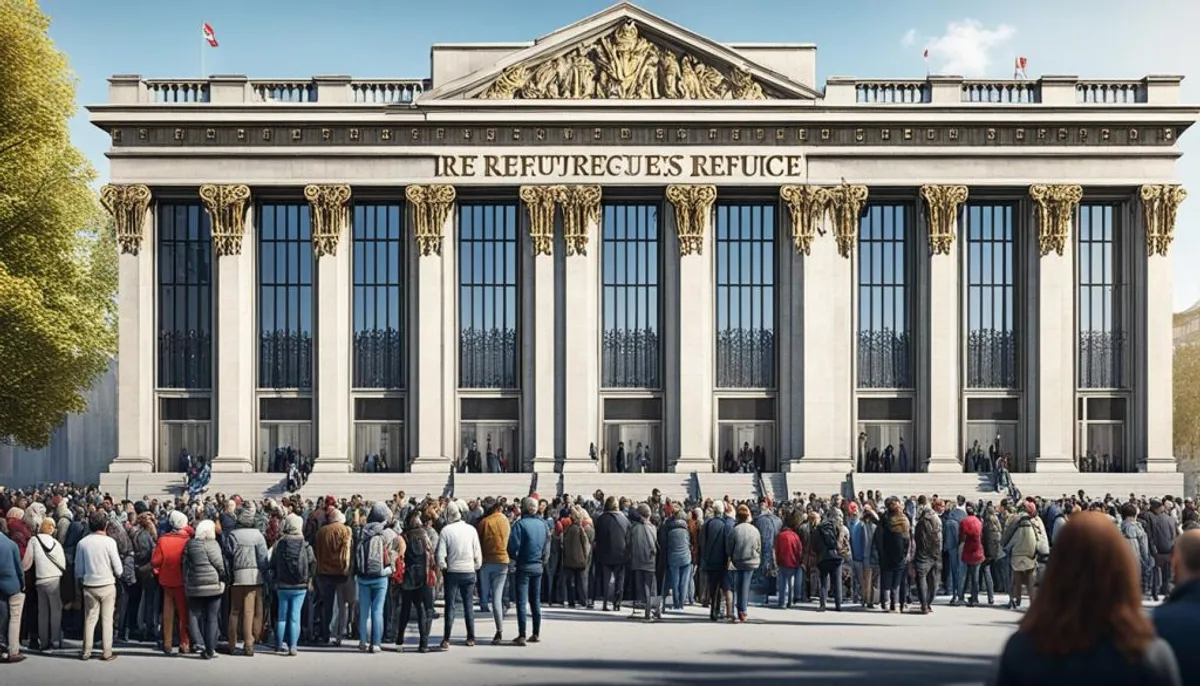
[276,539,307,586]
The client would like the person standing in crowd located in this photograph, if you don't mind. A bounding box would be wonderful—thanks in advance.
[1154,529,1200,683]
[508,496,549,645]
[436,500,482,650]
[131,511,159,642]
[314,506,352,646]
[980,502,1001,606]
[270,513,315,656]
[627,503,659,622]
[729,504,761,623]
[355,502,394,653]
[594,497,630,613]
[959,504,985,606]
[0,520,25,664]
[662,508,690,611]
[477,496,510,642]
[183,519,226,660]
[875,496,910,613]
[1147,499,1179,601]
[774,511,802,609]
[814,508,845,613]
[226,505,268,656]
[700,500,733,622]
[24,518,65,651]
[397,511,434,653]
[75,512,123,661]
[152,510,192,654]
[992,512,1181,685]
[561,506,593,610]
[753,498,781,606]
[1001,500,1049,610]
[913,496,942,614]
[943,496,967,606]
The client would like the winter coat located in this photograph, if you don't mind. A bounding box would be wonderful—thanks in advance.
[699,515,733,572]
[815,520,844,564]
[1147,512,1178,557]
[1154,579,1200,684]
[959,515,984,565]
[662,518,692,568]
[314,522,352,578]
[914,508,943,565]
[508,514,549,568]
[270,537,316,590]
[226,525,269,586]
[943,507,965,553]
[753,512,781,570]
[627,521,658,573]
[152,530,191,589]
[0,532,23,597]
[982,514,1002,562]
[561,521,593,570]
[875,512,910,571]
[593,510,631,567]
[774,528,801,569]
[859,512,880,566]
[183,538,226,598]
[729,522,762,571]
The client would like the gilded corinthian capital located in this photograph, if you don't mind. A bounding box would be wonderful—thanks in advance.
[827,184,869,259]
[562,185,602,256]
[520,185,564,257]
[920,185,969,256]
[780,185,831,256]
[666,184,717,256]
[198,184,252,257]
[1140,184,1188,257]
[1029,184,1082,257]
[304,184,352,258]
[405,185,456,256]
[99,184,152,256]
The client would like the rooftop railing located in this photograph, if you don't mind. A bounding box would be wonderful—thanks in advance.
[121,75,430,105]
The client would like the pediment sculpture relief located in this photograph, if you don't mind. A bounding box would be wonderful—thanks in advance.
[480,20,771,100]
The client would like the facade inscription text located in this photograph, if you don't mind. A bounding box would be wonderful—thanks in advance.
[434,153,804,180]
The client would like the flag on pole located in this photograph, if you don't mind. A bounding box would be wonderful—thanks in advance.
[1019,56,1028,78]
[923,48,930,76]
[203,23,219,47]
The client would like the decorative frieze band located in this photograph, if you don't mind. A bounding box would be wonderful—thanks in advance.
[920,185,969,256]
[828,185,870,259]
[1140,184,1187,257]
[1029,184,1083,257]
[666,184,717,256]
[198,184,252,257]
[405,184,456,256]
[304,184,352,258]
[779,185,831,256]
[99,184,152,256]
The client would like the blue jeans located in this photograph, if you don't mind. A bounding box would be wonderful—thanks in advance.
[356,577,388,648]
[776,566,800,607]
[666,563,691,610]
[947,555,964,601]
[732,569,753,616]
[276,589,306,651]
[441,571,476,642]
[515,564,543,638]
[479,562,508,632]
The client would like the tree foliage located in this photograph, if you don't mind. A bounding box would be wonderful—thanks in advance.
[0,0,116,447]
[1174,343,1200,464]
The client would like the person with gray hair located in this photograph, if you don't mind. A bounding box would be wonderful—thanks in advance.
[435,499,482,650]
[627,503,659,621]
[507,497,550,645]
[700,500,734,622]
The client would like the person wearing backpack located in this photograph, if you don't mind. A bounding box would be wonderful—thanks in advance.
[1001,500,1049,609]
[396,511,434,653]
[270,514,314,656]
[355,502,395,653]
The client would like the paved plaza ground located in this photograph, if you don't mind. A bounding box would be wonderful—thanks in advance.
[5,597,1035,686]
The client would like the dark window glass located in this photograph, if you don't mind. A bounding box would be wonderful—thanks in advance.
[258,203,313,389]
[158,203,212,388]
[602,203,660,388]
[460,397,520,421]
[160,397,211,421]
[353,204,405,389]
[858,397,913,421]
[1086,396,1127,421]
[717,397,776,421]
[1078,204,1125,388]
[965,204,1018,389]
[603,397,663,421]
[715,203,776,388]
[354,397,406,421]
[966,397,1020,421]
[857,204,912,388]
[459,203,519,389]
[259,397,313,421]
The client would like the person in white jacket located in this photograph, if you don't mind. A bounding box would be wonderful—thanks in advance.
[435,500,482,650]
[21,519,66,650]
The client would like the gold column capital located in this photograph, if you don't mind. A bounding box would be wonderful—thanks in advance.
[198,184,252,257]
[827,184,869,259]
[304,184,352,258]
[1029,184,1082,257]
[920,185,969,256]
[561,185,602,257]
[780,185,831,256]
[519,185,564,257]
[405,184,456,257]
[99,184,152,256]
[1140,184,1187,257]
[666,184,717,256]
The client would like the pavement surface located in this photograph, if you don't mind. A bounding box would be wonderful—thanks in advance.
[2,595,1032,686]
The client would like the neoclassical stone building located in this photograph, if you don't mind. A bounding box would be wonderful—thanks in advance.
[91,3,1192,495]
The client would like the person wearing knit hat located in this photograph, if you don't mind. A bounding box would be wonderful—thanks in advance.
[168,510,188,532]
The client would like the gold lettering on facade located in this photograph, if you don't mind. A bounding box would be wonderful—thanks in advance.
[512,128,521,141]
[304,184,352,258]
[986,128,996,141]
[666,185,717,256]
[882,129,891,141]
[1029,184,1083,257]
[480,20,772,100]
[406,185,457,257]
[432,153,803,180]
[562,185,602,256]
[776,128,785,141]
[520,185,561,257]
[920,185,969,256]
[138,128,148,141]
[1140,184,1187,256]
[99,184,152,256]
[827,184,869,259]
[199,184,252,257]
[780,185,831,256]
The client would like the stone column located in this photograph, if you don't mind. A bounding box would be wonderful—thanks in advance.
[100,184,155,472]
[561,186,602,472]
[520,186,558,472]
[922,185,970,472]
[1031,185,1083,472]
[307,185,353,473]
[797,185,865,473]
[667,185,717,472]
[1142,185,1187,472]
[407,185,457,473]
[201,184,256,473]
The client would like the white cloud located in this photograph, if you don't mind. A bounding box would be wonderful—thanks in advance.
[904,20,1016,77]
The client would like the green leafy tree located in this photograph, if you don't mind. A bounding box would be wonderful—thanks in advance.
[0,0,116,447]
[1174,343,1200,467]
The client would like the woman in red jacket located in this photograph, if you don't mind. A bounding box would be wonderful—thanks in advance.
[151,510,193,654]
[773,512,802,609]
[959,504,986,607]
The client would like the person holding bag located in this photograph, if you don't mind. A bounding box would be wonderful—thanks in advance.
[24,519,66,651]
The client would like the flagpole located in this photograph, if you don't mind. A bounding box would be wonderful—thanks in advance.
[200,23,205,78]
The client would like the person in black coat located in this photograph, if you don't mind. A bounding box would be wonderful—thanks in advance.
[593,498,630,611]
[1154,530,1200,685]
[874,496,910,613]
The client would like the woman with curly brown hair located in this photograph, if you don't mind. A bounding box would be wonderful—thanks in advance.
[991,511,1181,685]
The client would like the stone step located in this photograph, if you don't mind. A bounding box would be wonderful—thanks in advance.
[853,473,989,500]
[99,472,289,502]
[302,473,451,503]
[784,472,853,501]
[561,472,693,503]
[760,472,790,504]
[1011,472,1185,499]
[452,472,535,501]
[695,473,759,502]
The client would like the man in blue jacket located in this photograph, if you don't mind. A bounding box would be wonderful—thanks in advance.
[943,496,967,605]
[699,501,733,622]
[0,529,26,663]
[1153,529,1200,684]
[508,497,549,646]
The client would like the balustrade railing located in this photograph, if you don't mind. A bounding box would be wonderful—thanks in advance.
[961,80,1041,103]
[146,80,210,103]
[251,80,317,103]
[855,80,929,103]
[351,79,428,104]
[1076,80,1144,104]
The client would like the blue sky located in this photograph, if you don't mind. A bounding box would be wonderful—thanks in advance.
[41,0,1200,309]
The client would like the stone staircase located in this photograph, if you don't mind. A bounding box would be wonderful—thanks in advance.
[561,472,694,502]
[852,473,988,500]
[759,472,790,503]
[301,472,451,503]
[452,472,535,500]
[695,473,759,502]
[1011,472,1185,499]
[784,472,853,500]
[99,472,289,502]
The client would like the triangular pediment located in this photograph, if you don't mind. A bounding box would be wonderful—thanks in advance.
[422,3,819,102]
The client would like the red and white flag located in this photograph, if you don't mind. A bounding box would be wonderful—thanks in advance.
[202,22,218,47]
[922,48,929,60]
[1014,56,1027,79]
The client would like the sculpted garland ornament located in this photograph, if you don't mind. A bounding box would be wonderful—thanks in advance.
[1029,184,1083,257]
[921,185,969,256]
[779,185,831,256]
[666,184,717,256]
[828,185,870,259]
[1140,184,1187,257]
[480,20,770,100]
[562,185,603,256]
[198,184,252,257]
[405,185,456,257]
[304,184,352,258]
[99,184,152,256]
[520,185,561,256]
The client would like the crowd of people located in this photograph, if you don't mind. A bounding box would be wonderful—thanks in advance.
[0,482,1197,683]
